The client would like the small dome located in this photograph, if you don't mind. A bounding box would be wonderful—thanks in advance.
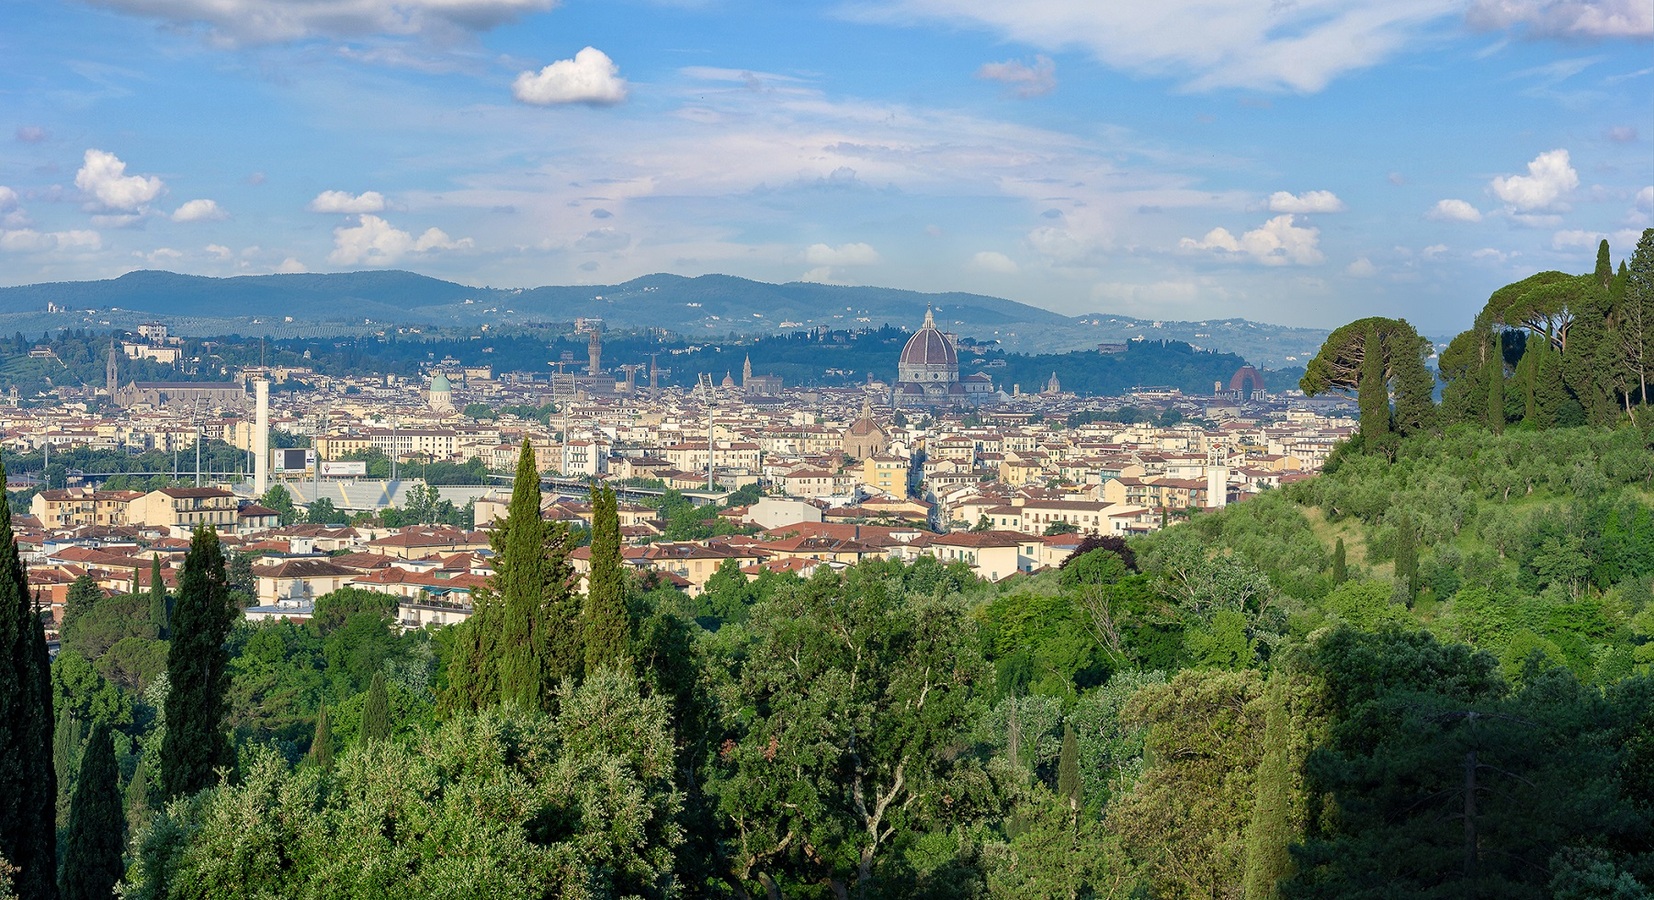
[431,373,452,392]
[899,308,957,369]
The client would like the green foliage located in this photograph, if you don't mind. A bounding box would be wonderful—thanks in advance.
[359,673,390,744]
[149,554,169,640]
[126,675,682,900]
[259,485,298,526]
[0,464,59,900]
[308,703,333,771]
[161,526,236,800]
[59,725,124,900]
[582,483,630,674]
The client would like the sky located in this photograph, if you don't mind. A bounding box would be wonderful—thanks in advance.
[0,0,1649,333]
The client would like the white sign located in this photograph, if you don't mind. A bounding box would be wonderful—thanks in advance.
[320,460,368,477]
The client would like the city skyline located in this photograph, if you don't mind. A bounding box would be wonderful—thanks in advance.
[1,0,1649,332]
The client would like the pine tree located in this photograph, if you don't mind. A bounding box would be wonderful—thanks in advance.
[583,483,631,675]
[1057,723,1081,815]
[1357,324,1391,445]
[360,673,390,744]
[1331,538,1347,585]
[59,724,123,900]
[161,526,235,800]
[148,554,168,639]
[0,460,59,900]
[310,703,334,771]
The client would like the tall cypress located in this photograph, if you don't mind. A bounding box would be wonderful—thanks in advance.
[360,672,390,744]
[62,575,100,633]
[1484,342,1506,433]
[1357,324,1391,445]
[1242,680,1297,900]
[148,554,168,639]
[160,526,235,800]
[1330,538,1347,585]
[59,724,124,900]
[496,439,553,710]
[0,460,58,900]
[583,483,631,674]
[1057,722,1082,814]
[309,704,334,771]
[1393,516,1419,606]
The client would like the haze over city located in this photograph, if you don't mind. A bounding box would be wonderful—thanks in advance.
[2,0,1649,332]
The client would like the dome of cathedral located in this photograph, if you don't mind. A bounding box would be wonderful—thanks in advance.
[430,372,452,393]
[898,308,957,370]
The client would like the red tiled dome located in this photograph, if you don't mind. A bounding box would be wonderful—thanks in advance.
[899,308,957,369]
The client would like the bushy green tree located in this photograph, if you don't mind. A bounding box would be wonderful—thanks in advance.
[161,526,236,800]
[360,672,390,744]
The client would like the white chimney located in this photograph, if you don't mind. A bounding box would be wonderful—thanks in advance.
[254,380,270,496]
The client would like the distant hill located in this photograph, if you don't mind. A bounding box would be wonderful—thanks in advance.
[0,270,1327,368]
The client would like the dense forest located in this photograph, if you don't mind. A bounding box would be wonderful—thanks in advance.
[1,233,1652,899]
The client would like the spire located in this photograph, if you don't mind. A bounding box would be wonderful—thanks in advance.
[923,306,935,330]
[743,354,753,381]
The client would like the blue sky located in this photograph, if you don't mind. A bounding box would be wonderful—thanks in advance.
[1,0,1648,332]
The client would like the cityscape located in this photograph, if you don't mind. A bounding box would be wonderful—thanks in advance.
[2,0,1651,898]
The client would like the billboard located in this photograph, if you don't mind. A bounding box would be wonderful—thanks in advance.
[320,460,368,478]
[271,448,315,473]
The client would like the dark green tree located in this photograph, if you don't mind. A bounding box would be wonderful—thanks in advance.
[1057,722,1081,813]
[160,526,236,799]
[1330,538,1347,585]
[582,483,630,674]
[0,463,58,900]
[259,484,298,526]
[1392,516,1418,605]
[1357,323,1392,443]
[309,703,333,771]
[62,576,101,633]
[59,725,123,900]
[360,672,390,744]
[147,554,168,639]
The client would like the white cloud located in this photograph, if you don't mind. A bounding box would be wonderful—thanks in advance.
[0,229,102,253]
[803,242,881,266]
[75,149,164,211]
[977,55,1057,98]
[1179,214,1323,266]
[275,257,309,273]
[966,250,1019,274]
[1422,243,1449,258]
[1472,247,1512,262]
[855,0,1461,93]
[15,126,48,143]
[328,214,472,265]
[1636,185,1653,212]
[206,243,233,259]
[142,247,185,265]
[1346,257,1378,277]
[512,47,628,106]
[1490,149,1578,212]
[1427,198,1484,222]
[1606,126,1639,143]
[81,0,559,43]
[1467,0,1652,37]
[172,198,226,222]
[0,187,22,229]
[1268,190,1346,214]
[309,190,386,214]
[0,187,17,212]
[1552,228,1605,249]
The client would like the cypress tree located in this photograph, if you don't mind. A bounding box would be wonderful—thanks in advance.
[0,459,58,900]
[62,575,100,633]
[583,483,631,674]
[1357,324,1391,445]
[53,712,85,826]
[125,760,153,838]
[1331,538,1347,585]
[360,672,390,744]
[1242,681,1297,900]
[1057,722,1082,814]
[160,526,235,800]
[1393,516,1418,606]
[494,439,579,711]
[310,703,334,771]
[59,725,123,900]
[148,554,168,639]
[1484,344,1506,433]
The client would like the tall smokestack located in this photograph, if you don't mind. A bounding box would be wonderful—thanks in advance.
[254,379,270,495]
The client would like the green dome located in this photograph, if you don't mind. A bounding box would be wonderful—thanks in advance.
[431,373,452,392]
